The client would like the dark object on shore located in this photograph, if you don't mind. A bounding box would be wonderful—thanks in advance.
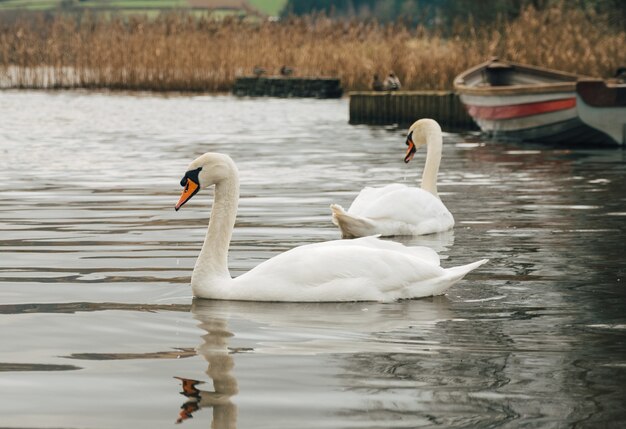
[280,65,294,76]
[454,58,617,145]
[371,74,384,91]
[233,76,342,98]
[349,91,477,130]
[253,66,266,77]
[615,67,626,83]
[576,78,626,145]
[383,73,401,91]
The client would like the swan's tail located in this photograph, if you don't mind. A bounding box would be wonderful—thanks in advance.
[402,258,488,300]
[330,204,375,239]
[434,258,489,296]
[330,203,344,226]
[444,259,489,282]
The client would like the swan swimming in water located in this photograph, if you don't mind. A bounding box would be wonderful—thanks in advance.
[175,152,486,302]
[331,118,454,238]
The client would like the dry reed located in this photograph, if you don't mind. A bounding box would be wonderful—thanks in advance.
[0,5,624,91]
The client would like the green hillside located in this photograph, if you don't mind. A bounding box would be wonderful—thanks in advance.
[248,0,286,16]
[0,0,288,16]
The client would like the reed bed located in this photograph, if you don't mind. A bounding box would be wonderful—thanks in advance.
[0,5,623,92]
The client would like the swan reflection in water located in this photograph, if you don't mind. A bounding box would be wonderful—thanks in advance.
[174,314,238,427]
[174,297,455,426]
[395,229,455,254]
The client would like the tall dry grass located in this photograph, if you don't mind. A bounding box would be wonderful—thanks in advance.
[0,5,624,91]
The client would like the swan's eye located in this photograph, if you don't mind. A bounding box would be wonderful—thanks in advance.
[405,131,413,146]
[180,167,202,187]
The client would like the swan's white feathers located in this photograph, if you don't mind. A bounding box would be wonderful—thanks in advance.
[351,184,452,227]
[179,151,488,302]
[331,204,375,238]
[228,237,450,302]
[333,184,454,237]
[331,118,454,237]
[348,184,407,214]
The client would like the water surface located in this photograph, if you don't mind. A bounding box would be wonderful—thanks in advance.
[1,91,625,428]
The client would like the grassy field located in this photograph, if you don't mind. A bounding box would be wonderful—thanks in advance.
[0,0,181,12]
[0,4,623,92]
[0,0,288,15]
[248,0,286,16]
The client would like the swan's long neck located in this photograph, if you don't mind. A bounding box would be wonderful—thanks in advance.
[420,129,442,197]
[192,174,239,285]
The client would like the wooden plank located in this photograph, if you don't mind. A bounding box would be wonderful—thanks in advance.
[348,91,478,130]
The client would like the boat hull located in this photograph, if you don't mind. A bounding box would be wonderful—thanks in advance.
[576,80,626,145]
[454,60,618,145]
[458,92,615,145]
[476,116,616,145]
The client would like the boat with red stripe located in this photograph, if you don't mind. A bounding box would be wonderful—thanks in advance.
[454,59,618,145]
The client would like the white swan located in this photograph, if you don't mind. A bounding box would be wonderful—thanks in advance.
[175,152,487,302]
[331,118,454,237]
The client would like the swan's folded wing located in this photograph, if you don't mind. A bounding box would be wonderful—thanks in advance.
[353,186,450,226]
[233,240,445,301]
[348,184,409,215]
[303,236,440,266]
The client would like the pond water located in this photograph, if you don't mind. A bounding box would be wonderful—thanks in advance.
[1,91,625,428]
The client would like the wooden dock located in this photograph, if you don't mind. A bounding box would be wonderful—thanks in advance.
[233,76,343,98]
[349,91,478,130]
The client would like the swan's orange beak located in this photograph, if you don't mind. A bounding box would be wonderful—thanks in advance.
[175,179,199,211]
[404,132,416,163]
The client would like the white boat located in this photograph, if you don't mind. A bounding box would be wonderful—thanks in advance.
[576,79,626,145]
